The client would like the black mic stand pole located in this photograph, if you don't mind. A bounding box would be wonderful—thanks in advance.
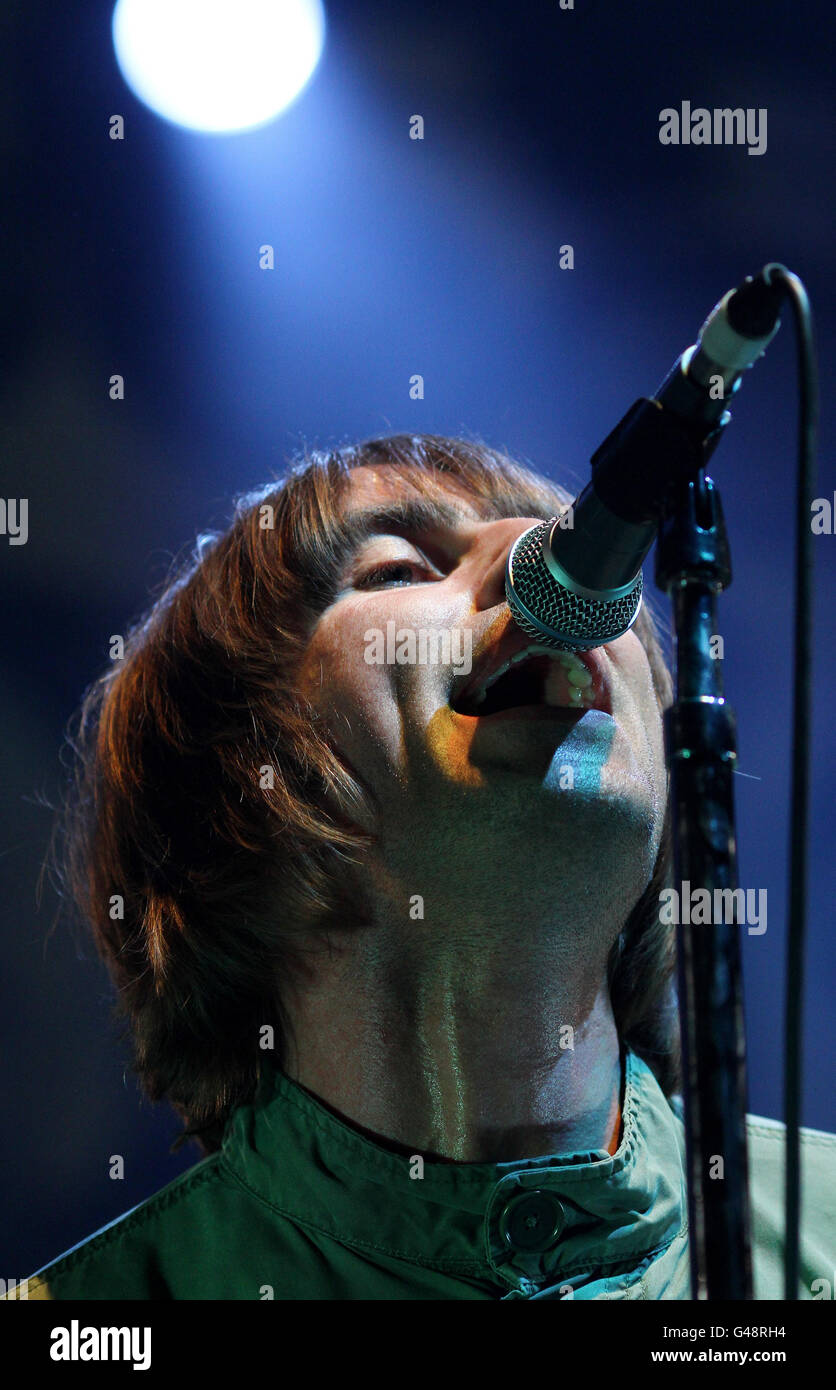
[655,466,753,1301]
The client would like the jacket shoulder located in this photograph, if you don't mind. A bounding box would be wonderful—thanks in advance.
[746,1114,836,1299]
[6,1153,241,1300]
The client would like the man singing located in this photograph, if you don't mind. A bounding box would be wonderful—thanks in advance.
[8,434,834,1299]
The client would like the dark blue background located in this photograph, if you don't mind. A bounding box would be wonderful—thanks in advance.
[1,0,833,1278]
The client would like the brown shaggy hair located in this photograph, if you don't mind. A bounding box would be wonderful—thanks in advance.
[57,434,678,1153]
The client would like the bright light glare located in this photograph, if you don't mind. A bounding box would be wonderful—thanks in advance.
[112,0,326,134]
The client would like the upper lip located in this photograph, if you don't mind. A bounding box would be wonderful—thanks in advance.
[449,620,612,715]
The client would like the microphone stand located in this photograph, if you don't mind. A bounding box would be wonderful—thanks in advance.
[511,371,762,1299]
[655,466,753,1301]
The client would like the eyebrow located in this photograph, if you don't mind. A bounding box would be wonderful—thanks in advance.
[334,497,477,551]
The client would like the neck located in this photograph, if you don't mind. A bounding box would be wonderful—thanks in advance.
[282,911,623,1163]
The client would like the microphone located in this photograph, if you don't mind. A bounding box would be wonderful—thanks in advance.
[505,266,786,651]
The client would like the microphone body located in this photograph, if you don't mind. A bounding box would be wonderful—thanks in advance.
[506,269,784,651]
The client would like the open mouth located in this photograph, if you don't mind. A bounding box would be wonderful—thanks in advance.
[451,649,599,717]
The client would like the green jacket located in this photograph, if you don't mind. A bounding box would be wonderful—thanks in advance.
[8,1049,836,1299]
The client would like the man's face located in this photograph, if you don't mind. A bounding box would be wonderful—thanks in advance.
[296,465,668,922]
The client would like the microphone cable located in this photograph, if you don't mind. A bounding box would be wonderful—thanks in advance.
[763,266,819,1301]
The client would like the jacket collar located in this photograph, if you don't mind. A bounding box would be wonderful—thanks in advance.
[220,1047,687,1295]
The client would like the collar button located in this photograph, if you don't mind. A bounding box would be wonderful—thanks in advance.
[499,1190,566,1253]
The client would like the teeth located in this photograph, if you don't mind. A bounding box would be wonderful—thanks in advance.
[545,656,593,708]
[472,657,512,705]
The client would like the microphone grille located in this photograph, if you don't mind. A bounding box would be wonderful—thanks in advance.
[505,519,643,651]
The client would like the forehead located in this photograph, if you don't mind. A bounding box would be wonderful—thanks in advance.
[339,464,486,522]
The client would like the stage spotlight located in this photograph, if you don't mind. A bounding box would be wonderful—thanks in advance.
[111,0,326,134]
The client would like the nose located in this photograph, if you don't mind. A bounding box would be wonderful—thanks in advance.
[469,516,544,613]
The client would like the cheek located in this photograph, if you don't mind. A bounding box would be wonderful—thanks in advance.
[611,634,668,786]
[638,676,668,811]
[636,663,666,782]
[617,633,664,717]
[297,614,405,772]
